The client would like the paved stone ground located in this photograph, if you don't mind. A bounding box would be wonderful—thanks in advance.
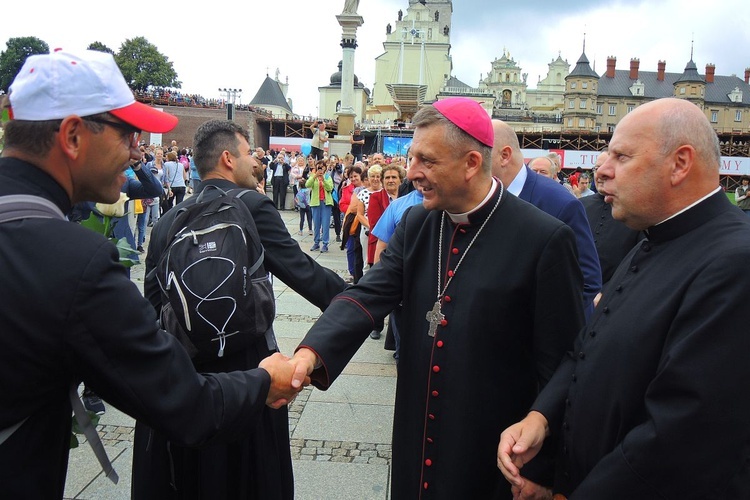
[65,202,396,499]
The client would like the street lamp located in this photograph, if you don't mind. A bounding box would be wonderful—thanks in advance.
[219,88,242,121]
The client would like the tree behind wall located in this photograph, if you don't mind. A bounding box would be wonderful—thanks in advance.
[87,41,115,55]
[115,37,181,92]
[0,36,50,92]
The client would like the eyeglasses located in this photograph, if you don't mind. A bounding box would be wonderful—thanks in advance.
[84,117,141,148]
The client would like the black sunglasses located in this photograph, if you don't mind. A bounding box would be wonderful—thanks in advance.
[84,117,141,147]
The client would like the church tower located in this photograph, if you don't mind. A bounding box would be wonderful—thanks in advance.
[370,0,453,121]
[562,39,599,131]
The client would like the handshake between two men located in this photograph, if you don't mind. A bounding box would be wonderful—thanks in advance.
[258,349,319,408]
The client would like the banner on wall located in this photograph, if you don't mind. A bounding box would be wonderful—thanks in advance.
[522,149,750,175]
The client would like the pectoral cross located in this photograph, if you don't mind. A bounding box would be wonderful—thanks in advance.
[425,300,444,337]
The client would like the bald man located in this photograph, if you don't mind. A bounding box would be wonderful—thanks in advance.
[580,151,644,285]
[498,98,750,499]
[491,119,601,316]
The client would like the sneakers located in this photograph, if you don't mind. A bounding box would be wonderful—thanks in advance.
[136,245,145,253]
[308,230,313,235]
[298,230,303,235]
[82,388,106,415]
[310,244,320,251]
[369,330,382,340]
[335,235,341,242]
[321,245,329,253]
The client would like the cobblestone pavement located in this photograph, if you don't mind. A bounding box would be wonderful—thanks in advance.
[88,377,392,467]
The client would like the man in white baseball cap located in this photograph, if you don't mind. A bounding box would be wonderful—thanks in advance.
[0,49,303,498]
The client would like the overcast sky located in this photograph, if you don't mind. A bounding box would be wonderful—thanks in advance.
[3,0,748,117]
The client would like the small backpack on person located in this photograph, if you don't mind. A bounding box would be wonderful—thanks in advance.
[155,186,275,362]
[295,187,310,209]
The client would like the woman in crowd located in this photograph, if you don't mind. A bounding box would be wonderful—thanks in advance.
[306,160,334,253]
[162,151,188,213]
[304,155,316,180]
[339,165,364,283]
[354,164,384,338]
[145,148,165,223]
[290,156,306,209]
[366,163,405,267]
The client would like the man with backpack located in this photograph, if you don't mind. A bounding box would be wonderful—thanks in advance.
[138,120,346,499]
[0,49,302,499]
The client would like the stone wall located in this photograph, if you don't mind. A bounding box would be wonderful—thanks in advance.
[141,106,257,148]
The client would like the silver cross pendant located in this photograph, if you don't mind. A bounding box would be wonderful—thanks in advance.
[425,300,444,337]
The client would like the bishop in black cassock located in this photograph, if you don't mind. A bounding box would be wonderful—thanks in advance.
[294,98,584,499]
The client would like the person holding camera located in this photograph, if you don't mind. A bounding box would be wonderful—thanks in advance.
[306,160,334,252]
[310,121,329,161]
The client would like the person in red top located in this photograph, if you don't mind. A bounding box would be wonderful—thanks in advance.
[366,164,405,266]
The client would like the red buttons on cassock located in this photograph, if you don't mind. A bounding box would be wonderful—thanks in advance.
[428,414,435,420]
[425,459,432,466]
[447,270,454,277]
[424,482,429,490]
[440,319,448,327]
[460,228,467,234]
[432,365,440,373]
[432,390,439,397]
[436,340,444,348]
[427,437,434,443]
[444,295,451,302]
[452,248,459,254]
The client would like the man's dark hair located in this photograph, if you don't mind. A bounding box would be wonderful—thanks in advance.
[3,119,61,156]
[193,120,250,179]
[2,111,107,157]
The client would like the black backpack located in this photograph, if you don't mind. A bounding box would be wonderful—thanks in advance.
[156,186,275,362]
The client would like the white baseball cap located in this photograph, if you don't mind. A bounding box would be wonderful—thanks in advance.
[8,49,177,133]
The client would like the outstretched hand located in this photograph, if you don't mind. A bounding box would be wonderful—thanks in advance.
[259,353,309,409]
[497,411,549,489]
[290,348,318,390]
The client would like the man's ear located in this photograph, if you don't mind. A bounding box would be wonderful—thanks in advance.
[57,116,86,160]
[465,150,484,181]
[221,150,234,170]
[500,145,513,165]
[670,144,695,186]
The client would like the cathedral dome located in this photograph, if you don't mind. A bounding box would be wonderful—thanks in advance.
[330,60,360,86]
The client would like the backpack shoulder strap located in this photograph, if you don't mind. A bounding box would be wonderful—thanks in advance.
[0,194,66,223]
[227,189,266,275]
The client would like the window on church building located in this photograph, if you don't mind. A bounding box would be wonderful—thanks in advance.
[578,118,586,127]
[609,104,616,116]
[711,111,718,123]
[569,100,575,109]
[594,125,601,132]
[582,82,588,89]
[567,118,573,127]
[571,82,577,89]
[580,99,587,109]
[736,110,743,122]
[627,105,634,113]
[596,104,603,115]
[680,87,686,95]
